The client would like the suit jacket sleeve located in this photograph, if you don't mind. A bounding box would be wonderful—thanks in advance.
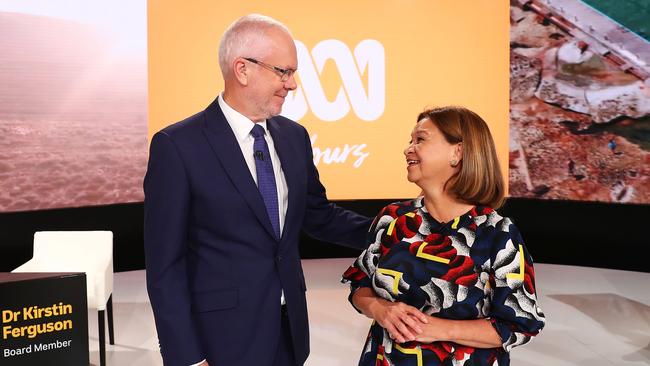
[144,131,204,365]
[298,128,373,249]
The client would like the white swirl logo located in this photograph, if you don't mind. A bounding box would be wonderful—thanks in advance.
[281,39,385,122]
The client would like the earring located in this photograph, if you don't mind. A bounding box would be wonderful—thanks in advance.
[450,159,459,167]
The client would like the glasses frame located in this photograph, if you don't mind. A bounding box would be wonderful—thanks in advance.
[243,57,296,82]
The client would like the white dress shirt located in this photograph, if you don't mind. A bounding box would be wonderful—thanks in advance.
[217,94,289,234]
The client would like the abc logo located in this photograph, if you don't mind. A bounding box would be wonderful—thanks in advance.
[281,39,385,122]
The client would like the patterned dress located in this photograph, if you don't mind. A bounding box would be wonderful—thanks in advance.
[342,197,545,366]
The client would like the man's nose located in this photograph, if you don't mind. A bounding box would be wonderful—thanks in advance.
[284,72,298,90]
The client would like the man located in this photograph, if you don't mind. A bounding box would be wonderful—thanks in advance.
[144,14,371,366]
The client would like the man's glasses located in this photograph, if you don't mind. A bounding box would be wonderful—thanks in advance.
[243,57,296,82]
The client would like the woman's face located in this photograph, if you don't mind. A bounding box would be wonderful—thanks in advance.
[404,118,460,188]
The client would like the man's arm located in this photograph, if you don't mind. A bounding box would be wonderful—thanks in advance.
[144,132,205,365]
[299,129,373,248]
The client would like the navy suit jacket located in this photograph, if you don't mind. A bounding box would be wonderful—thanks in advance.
[144,98,371,365]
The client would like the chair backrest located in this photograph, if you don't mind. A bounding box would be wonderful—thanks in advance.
[13,230,114,309]
[31,231,113,270]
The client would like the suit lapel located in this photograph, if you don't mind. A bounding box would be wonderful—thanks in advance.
[202,98,278,241]
[268,117,300,244]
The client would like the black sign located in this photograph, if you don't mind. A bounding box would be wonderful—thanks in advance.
[0,273,89,366]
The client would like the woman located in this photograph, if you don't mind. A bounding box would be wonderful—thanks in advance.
[342,106,545,365]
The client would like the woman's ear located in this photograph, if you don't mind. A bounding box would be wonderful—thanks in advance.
[451,142,463,166]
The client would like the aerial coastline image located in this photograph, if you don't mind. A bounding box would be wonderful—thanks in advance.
[509,0,650,204]
[0,2,147,212]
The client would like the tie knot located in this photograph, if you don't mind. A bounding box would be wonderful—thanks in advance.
[250,124,265,138]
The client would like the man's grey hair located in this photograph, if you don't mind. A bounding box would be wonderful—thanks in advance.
[218,14,292,78]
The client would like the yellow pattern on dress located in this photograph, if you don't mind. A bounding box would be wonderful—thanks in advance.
[416,242,451,264]
[377,268,403,294]
[506,244,525,280]
[395,344,423,366]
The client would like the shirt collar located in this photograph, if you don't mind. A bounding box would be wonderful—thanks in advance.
[218,92,268,142]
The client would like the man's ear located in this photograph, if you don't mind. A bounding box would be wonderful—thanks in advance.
[233,58,249,86]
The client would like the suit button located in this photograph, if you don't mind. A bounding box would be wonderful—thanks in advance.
[277,255,283,262]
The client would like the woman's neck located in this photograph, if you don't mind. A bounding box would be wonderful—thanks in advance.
[421,187,473,224]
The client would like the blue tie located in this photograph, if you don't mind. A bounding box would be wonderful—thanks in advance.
[250,124,280,239]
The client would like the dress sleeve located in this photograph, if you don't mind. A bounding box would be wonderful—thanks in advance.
[487,219,546,352]
[341,204,395,312]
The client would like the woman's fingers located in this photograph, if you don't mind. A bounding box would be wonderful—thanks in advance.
[394,320,417,340]
[377,301,431,343]
[404,304,429,323]
[384,312,421,342]
[386,326,405,343]
[401,313,424,333]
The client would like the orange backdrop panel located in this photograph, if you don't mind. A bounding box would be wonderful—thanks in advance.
[148,0,509,199]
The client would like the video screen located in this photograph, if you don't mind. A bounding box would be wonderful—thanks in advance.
[508,0,649,204]
[147,1,510,201]
[0,0,147,212]
[1,0,646,213]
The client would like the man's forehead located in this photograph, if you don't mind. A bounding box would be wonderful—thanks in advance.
[264,26,293,43]
[265,48,298,68]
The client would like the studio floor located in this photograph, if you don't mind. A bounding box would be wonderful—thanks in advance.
[89,259,650,366]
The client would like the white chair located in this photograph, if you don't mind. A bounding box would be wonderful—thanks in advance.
[12,231,115,366]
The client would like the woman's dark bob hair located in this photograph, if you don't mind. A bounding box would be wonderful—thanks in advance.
[417,106,505,209]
